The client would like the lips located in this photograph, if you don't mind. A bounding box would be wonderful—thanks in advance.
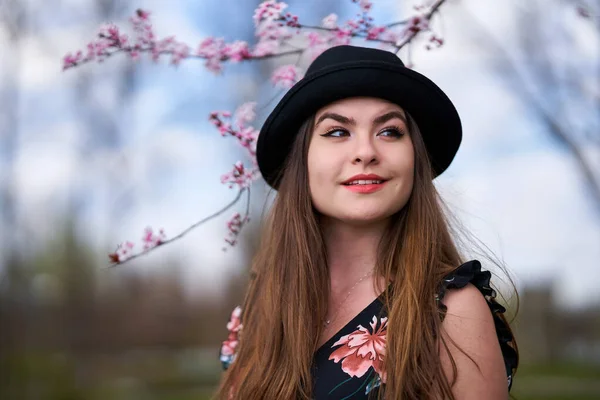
[341,174,389,194]
[341,174,388,186]
[344,179,384,185]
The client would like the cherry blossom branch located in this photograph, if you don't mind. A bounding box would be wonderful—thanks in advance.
[393,0,447,53]
[64,1,453,266]
[107,188,246,267]
[386,0,447,28]
[224,188,252,249]
[63,1,448,72]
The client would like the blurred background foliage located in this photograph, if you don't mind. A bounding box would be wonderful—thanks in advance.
[1,0,599,399]
[2,221,600,399]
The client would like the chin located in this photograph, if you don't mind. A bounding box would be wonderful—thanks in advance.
[334,207,399,226]
[313,197,407,226]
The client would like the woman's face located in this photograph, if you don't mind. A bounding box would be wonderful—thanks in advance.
[307,97,415,225]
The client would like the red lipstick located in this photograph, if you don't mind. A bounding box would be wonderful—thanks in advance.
[341,174,388,194]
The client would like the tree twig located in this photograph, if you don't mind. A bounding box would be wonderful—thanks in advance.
[459,3,600,215]
[107,188,247,267]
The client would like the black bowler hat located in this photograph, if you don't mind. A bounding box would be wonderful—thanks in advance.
[256,45,462,188]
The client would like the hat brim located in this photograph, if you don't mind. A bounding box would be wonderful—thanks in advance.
[257,61,462,188]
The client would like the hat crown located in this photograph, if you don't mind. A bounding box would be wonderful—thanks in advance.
[257,45,461,188]
[306,45,405,76]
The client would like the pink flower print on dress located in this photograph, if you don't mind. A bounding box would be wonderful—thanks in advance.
[226,306,243,333]
[220,306,243,369]
[329,315,387,382]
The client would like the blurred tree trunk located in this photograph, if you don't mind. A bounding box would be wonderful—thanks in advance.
[71,0,137,242]
[460,0,600,215]
[0,1,29,398]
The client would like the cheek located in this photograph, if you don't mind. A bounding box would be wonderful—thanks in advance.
[386,143,415,201]
[308,144,336,184]
[307,145,341,208]
[307,144,323,204]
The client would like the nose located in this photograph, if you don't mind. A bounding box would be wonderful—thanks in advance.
[351,133,379,166]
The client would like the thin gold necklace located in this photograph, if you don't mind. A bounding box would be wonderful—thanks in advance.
[324,268,375,327]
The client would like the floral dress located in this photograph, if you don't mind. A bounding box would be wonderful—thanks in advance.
[220,260,518,399]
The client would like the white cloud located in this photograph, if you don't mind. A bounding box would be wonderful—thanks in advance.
[14,125,80,206]
[5,0,600,308]
[438,148,600,307]
[12,0,210,91]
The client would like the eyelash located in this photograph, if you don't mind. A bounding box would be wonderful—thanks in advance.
[321,125,406,138]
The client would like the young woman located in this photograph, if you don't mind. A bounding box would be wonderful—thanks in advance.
[217,45,518,399]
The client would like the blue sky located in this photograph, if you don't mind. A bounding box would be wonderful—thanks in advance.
[3,0,599,307]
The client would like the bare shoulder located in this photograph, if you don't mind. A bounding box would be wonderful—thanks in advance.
[439,283,508,399]
[441,282,491,318]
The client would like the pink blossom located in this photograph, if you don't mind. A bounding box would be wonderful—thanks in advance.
[109,241,135,263]
[237,126,259,156]
[253,0,289,27]
[306,32,324,47]
[333,28,353,46]
[85,42,96,60]
[221,162,256,190]
[142,227,166,250]
[322,13,338,29]
[218,122,232,135]
[252,39,278,57]
[255,20,292,42]
[426,34,444,50]
[130,10,154,44]
[406,15,429,34]
[205,58,223,73]
[234,102,257,127]
[87,39,110,59]
[99,23,120,41]
[224,211,251,246]
[380,29,400,44]
[285,13,300,28]
[170,43,190,65]
[367,26,387,40]
[62,52,82,70]
[196,37,226,72]
[210,105,259,158]
[253,1,299,42]
[129,49,140,60]
[64,9,157,69]
[354,0,373,13]
[209,111,233,136]
[345,19,360,32]
[305,32,332,60]
[271,64,301,88]
[135,9,150,20]
[223,40,251,62]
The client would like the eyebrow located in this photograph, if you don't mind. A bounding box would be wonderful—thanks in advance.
[315,110,407,127]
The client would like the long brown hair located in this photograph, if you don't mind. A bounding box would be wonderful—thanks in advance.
[216,111,518,399]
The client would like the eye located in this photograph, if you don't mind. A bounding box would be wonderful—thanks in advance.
[320,127,350,138]
[377,126,405,138]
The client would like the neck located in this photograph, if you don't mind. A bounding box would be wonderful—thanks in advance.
[321,217,388,291]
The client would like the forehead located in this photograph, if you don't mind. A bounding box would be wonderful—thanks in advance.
[315,97,405,119]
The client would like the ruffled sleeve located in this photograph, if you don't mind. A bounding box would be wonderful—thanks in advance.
[436,260,518,391]
[219,306,243,371]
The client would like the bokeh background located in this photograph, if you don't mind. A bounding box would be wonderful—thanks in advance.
[1,0,599,399]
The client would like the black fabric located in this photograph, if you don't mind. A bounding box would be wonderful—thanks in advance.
[436,259,518,390]
[220,260,517,398]
[256,45,463,188]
